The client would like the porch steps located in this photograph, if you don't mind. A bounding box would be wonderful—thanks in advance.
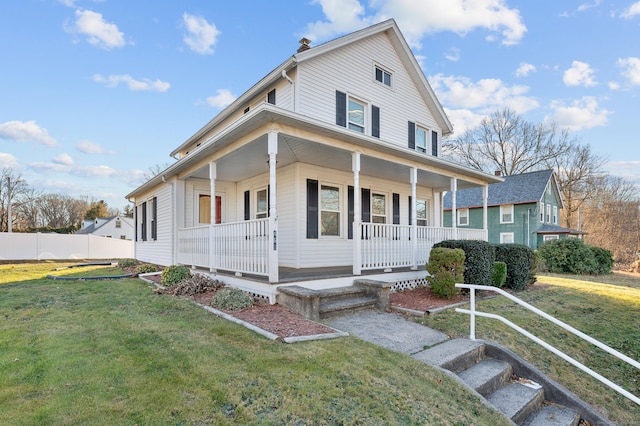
[414,339,610,425]
[277,279,392,321]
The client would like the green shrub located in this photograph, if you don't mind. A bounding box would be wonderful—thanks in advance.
[118,258,139,268]
[161,265,192,286]
[434,240,495,285]
[136,263,158,274]
[538,238,613,275]
[491,262,507,288]
[494,244,535,290]
[211,287,254,311]
[426,247,465,299]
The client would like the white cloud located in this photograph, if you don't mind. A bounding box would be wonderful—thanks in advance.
[547,96,611,131]
[429,73,539,113]
[206,89,237,109]
[563,60,597,87]
[53,153,74,166]
[29,161,118,178]
[77,140,112,154]
[604,160,640,186]
[608,81,621,90]
[445,47,460,62]
[0,120,57,146]
[577,0,601,12]
[443,108,487,137]
[66,9,125,50]
[0,153,19,169]
[304,0,526,47]
[515,62,536,77]
[182,13,220,55]
[617,57,640,85]
[621,1,640,19]
[93,74,170,92]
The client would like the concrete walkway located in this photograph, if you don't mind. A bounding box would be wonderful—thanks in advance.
[324,311,449,355]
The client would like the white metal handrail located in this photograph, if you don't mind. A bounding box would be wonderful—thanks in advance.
[455,283,640,406]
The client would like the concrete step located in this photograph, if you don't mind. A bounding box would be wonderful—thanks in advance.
[523,404,580,426]
[317,285,368,302]
[319,296,378,319]
[457,358,512,397]
[413,338,485,373]
[488,382,545,425]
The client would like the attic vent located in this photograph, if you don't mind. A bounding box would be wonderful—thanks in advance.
[297,37,311,53]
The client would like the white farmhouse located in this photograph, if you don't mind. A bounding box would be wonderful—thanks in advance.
[126,19,501,306]
[76,216,135,241]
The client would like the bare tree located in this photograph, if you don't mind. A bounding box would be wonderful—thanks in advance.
[14,187,43,229]
[543,144,607,229]
[443,108,575,176]
[0,168,30,232]
[143,162,172,181]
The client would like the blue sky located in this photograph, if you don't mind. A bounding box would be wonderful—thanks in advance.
[1,0,640,210]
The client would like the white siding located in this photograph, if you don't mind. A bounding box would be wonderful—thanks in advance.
[296,33,441,150]
[135,184,174,266]
[93,217,134,240]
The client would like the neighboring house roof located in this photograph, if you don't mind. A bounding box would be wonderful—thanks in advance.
[537,224,587,235]
[76,216,131,235]
[443,169,559,209]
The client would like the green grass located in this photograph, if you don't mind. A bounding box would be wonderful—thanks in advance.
[422,272,640,425]
[0,262,510,425]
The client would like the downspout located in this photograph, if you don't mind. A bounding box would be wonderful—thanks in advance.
[281,69,295,111]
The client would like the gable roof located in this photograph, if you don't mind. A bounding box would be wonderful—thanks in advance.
[537,224,587,235]
[443,169,559,209]
[169,18,452,158]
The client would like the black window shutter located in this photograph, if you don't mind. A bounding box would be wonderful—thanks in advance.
[244,190,250,220]
[408,196,413,225]
[141,202,147,241]
[134,206,138,241]
[393,193,400,224]
[348,185,354,239]
[371,105,380,138]
[267,89,276,105]
[431,130,438,156]
[307,179,319,239]
[336,91,347,127]
[361,188,370,222]
[152,196,157,240]
[408,121,415,149]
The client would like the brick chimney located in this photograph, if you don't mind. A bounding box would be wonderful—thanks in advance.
[297,37,311,53]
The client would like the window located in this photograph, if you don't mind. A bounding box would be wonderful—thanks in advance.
[115,219,121,229]
[544,235,559,241]
[375,65,392,87]
[500,233,514,244]
[320,185,340,236]
[458,208,469,226]
[371,193,386,223]
[256,188,268,219]
[267,89,276,105]
[348,98,365,133]
[553,206,558,224]
[416,199,428,226]
[540,202,544,222]
[500,204,514,223]
[150,197,157,241]
[120,235,126,240]
[546,204,551,223]
[416,126,427,153]
[141,202,147,241]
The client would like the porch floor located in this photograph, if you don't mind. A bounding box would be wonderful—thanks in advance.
[211,265,426,284]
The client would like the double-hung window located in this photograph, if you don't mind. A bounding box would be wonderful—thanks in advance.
[320,185,340,236]
[416,199,428,226]
[546,204,551,223]
[500,232,514,244]
[256,188,268,219]
[416,126,427,153]
[348,98,366,133]
[540,202,545,222]
[500,204,514,223]
[458,208,469,226]
[371,193,386,223]
[553,206,558,224]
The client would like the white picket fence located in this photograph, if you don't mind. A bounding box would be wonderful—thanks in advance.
[0,233,134,260]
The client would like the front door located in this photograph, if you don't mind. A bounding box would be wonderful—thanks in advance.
[199,194,222,224]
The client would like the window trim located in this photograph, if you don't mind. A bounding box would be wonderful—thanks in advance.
[500,204,514,224]
[374,64,393,88]
[540,202,545,222]
[546,204,551,223]
[255,187,268,219]
[544,234,559,241]
[500,232,515,244]
[457,208,469,226]
[553,205,558,225]
[347,96,366,134]
[319,183,341,237]
[371,192,387,224]
[415,125,428,153]
[416,199,428,226]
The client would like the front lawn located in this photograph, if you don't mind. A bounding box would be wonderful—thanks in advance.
[0,262,509,425]
[422,272,640,425]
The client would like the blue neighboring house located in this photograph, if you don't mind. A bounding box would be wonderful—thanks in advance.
[443,169,585,249]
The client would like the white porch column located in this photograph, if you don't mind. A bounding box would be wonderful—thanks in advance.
[268,131,279,283]
[352,151,361,275]
[410,167,418,270]
[482,184,489,240]
[451,177,458,239]
[209,162,217,272]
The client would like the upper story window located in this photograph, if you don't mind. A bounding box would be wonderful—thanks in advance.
[500,204,514,224]
[546,204,551,223]
[553,206,558,224]
[348,98,366,133]
[115,219,121,228]
[540,202,545,222]
[416,126,428,153]
[375,65,392,87]
[458,208,469,226]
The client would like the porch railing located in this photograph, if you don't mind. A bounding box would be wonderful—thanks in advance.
[177,219,269,277]
[456,283,640,406]
[360,224,487,271]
